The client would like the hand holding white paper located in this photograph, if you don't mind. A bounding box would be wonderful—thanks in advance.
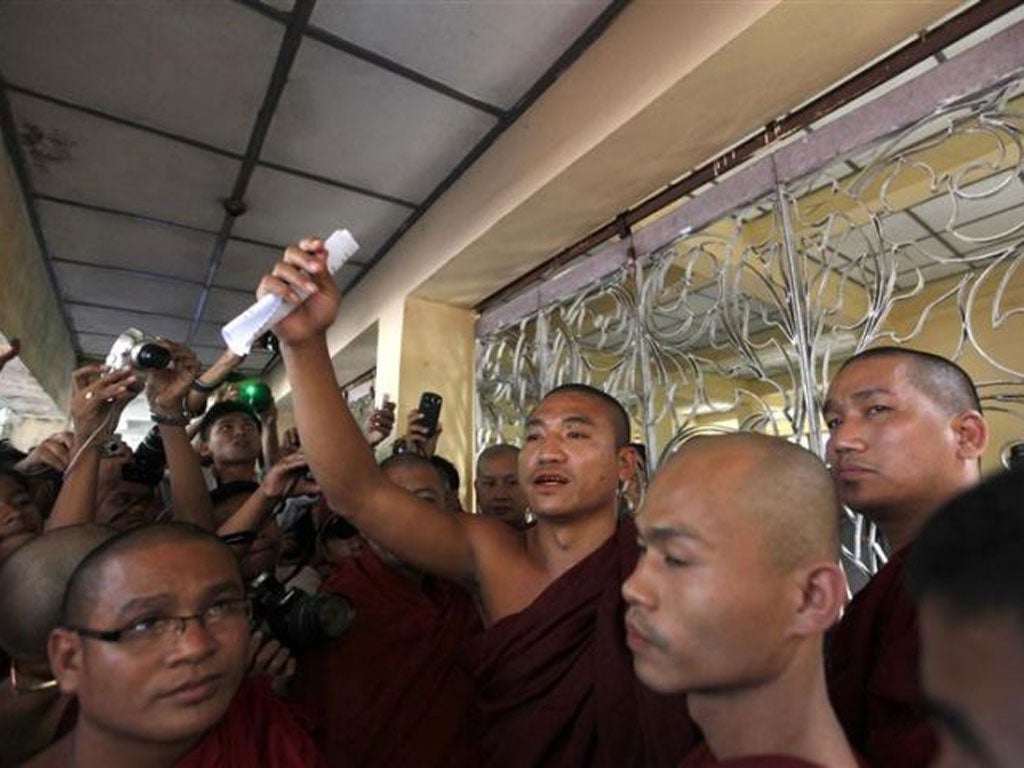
[221,230,358,355]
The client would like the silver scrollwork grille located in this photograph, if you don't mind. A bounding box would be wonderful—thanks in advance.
[476,30,1024,581]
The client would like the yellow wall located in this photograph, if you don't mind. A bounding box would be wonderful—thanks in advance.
[0,127,75,410]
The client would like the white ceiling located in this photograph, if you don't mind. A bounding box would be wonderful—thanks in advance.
[0,0,615,374]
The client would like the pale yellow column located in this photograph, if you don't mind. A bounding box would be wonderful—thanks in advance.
[395,297,476,511]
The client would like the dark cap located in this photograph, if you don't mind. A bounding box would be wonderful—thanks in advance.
[198,400,262,441]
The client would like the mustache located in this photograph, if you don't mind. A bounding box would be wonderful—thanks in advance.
[625,607,670,651]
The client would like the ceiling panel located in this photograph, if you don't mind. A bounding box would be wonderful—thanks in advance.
[55,262,202,319]
[261,38,498,203]
[310,0,611,109]
[191,323,229,349]
[10,93,238,230]
[215,240,285,292]
[78,332,120,360]
[233,166,411,255]
[200,288,257,326]
[68,304,192,343]
[0,1,283,153]
[38,200,214,281]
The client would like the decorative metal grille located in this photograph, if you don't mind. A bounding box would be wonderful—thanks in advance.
[476,36,1024,580]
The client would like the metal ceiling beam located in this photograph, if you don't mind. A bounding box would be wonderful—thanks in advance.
[235,0,506,119]
[34,193,222,237]
[8,83,417,209]
[50,257,252,295]
[65,299,197,324]
[476,0,1024,314]
[0,73,81,355]
[185,0,317,346]
[34,194,374,266]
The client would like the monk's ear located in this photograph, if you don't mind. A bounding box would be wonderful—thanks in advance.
[951,410,988,461]
[48,627,83,696]
[198,439,212,460]
[790,562,847,637]
[616,445,637,485]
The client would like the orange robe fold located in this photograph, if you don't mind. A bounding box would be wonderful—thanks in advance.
[176,677,324,767]
[465,517,697,768]
[293,547,481,768]
[827,545,936,767]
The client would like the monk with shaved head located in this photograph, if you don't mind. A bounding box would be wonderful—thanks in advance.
[24,522,323,768]
[0,525,115,766]
[624,433,858,767]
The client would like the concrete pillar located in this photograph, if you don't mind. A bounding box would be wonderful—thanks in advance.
[394,297,476,511]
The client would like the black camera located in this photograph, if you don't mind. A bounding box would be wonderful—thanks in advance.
[104,328,171,371]
[249,571,354,651]
[120,426,167,487]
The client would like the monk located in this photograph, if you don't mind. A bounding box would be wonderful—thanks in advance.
[822,347,988,767]
[293,452,481,767]
[907,468,1024,768]
[24,522,323,767]
[0,525,115,767]
[624,434,858,767]
[257,237,695,767]
[474,444,529,530]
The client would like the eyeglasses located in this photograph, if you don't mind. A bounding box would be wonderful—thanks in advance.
[66,597,251,650]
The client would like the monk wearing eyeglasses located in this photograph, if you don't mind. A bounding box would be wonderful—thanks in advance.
[23,522,323,768]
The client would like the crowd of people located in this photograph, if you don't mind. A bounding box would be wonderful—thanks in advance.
[0,234,1020,767]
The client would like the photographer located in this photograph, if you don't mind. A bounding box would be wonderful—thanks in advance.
[47,341,214,532]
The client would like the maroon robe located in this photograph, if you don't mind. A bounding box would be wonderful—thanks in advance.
[828,545,936,767]
[464,517,696,768]
[177,677,324,767]
[293,546,481,768]
[679,742,867,768]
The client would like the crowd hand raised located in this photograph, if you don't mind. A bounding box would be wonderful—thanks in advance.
[248,630,297,697]
[362,401,396,447]
[70,364,139,440]
[404,409,442,457]
[255,237,341,347]
[14,430,73,475]
[261,451,319,499]
[144,340,200,418]
[279,427,301,458]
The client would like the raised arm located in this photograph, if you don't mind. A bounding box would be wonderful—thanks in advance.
[256,238,481,582]
[47,365,137,530]
[145,341,215,529]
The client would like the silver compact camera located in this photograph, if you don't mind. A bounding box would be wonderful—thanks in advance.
[104,328,171,371]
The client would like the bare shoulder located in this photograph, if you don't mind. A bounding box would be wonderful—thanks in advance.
[461,515,553,622]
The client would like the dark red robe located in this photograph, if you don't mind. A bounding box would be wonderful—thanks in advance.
[293,546,481,768]
[464,517,696,768]
[679,742,867,767]
[827,544,936,767]
[177,677,323,767]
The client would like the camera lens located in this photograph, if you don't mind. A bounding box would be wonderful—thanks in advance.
[132,343,171,370]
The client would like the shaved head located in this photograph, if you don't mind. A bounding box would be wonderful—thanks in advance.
[665,433,841,570]
[61,523,240,628]
[624,432,846,697]
[0,524,115,660]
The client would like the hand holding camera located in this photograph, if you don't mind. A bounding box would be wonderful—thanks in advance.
[403,392,443,457]
[261,451,319,501]
[70,363,139,442]
[363,396,396,447]
[144,340,200,422]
